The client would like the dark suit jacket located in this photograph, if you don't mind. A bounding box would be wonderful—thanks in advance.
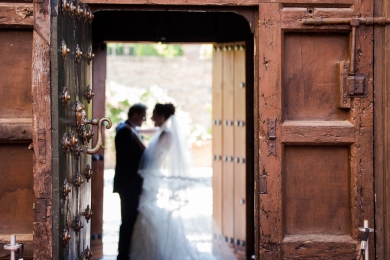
[113,120,144,195]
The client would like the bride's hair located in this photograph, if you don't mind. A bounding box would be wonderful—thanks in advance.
[154,103,175,120]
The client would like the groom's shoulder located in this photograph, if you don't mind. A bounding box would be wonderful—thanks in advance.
[116,121,132,135]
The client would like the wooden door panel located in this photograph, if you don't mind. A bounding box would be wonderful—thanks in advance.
[222,46,235,242]
[283,33,350,121]
[212,45,223,231]
[233,43,246,249]
[259,4,373,259]
[284,146,350,235]
[0,30,32,118]
[0,144,34,233]
[0,28,34,259]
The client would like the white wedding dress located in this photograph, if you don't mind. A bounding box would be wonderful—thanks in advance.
[130,116,236,260]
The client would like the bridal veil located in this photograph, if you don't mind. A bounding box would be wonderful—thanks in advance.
[130,115,236,260]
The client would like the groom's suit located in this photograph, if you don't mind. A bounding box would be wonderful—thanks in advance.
[114,120,144,260]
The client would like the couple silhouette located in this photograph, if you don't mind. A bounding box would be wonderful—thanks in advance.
[114,103,235,260]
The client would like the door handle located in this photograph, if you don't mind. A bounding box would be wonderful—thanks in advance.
[75,101,112,155]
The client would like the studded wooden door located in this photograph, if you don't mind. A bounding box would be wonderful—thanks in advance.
[52,1,110,259]
[212,42,253,259]
[258,3,374,259]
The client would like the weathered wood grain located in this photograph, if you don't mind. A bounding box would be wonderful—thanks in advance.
[374,0,390,258]
[0,118,32,142]
[34,0,50,44]
[0,30,33,119]
[0,3,33,28]
[259,3,283,259]
[281,121,355,144]
[281,7,353,30]
[259,1,374,259]
[0,144,34,234]
[282,235,357,259]
[32,30,52,260]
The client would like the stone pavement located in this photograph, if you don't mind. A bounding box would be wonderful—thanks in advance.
[100,168,213,260]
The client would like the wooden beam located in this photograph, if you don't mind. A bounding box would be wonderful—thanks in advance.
[0,3,33,28]
[281,121,355,144]
[85,0,354,5]
[374,0,390,258]
[0,118,32,142]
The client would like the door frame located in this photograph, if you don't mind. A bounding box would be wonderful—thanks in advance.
[374,0,390,258]
[31,2,260,259]
[90,6,259,259]
[31,0,390,258]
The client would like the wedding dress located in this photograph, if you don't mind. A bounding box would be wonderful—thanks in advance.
[130,115,236,260]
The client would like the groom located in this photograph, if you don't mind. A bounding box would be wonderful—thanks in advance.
[114,103,147,260]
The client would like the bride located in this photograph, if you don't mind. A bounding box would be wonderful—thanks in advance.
[130,103,236,260]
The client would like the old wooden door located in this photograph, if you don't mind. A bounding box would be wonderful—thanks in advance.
[0,10,34,260]
[258,3,374,259]
[212,42,254,259]
[52,1,110,259]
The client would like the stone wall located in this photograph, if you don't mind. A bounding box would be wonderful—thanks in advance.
[105,44,212,168]
[107,44,212,127]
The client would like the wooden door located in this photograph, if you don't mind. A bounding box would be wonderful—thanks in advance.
[0,20,34,260]
[258,4,374,259]
[51,1,109,259]
[212,42,253,259]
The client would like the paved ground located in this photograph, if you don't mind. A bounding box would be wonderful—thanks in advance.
[100,168,213,260]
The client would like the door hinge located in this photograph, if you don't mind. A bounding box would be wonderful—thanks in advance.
[34,198,47,223]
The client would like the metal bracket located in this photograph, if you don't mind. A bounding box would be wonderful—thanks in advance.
[34,198,47,223]
[337,61,368,108]
[267,118,277,156]
[259,175,267,194]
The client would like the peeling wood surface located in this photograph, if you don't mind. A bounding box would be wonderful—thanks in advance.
[34,0,50,44]
[258,3,283,259]
[0,3,33,28]
[0,118,32,142]
[32,30,52,260]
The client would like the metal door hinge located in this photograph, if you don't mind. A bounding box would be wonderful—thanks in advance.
[259,175,267,194]
[34,198,47,223]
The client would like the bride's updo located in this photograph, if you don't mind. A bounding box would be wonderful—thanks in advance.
[154,103,175,120]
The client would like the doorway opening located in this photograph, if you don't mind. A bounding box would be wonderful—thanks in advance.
[90,9,255,260]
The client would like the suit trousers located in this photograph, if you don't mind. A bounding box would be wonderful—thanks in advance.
[117,192,140,260]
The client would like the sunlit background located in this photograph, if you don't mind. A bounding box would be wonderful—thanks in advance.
[102,43,213,259]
